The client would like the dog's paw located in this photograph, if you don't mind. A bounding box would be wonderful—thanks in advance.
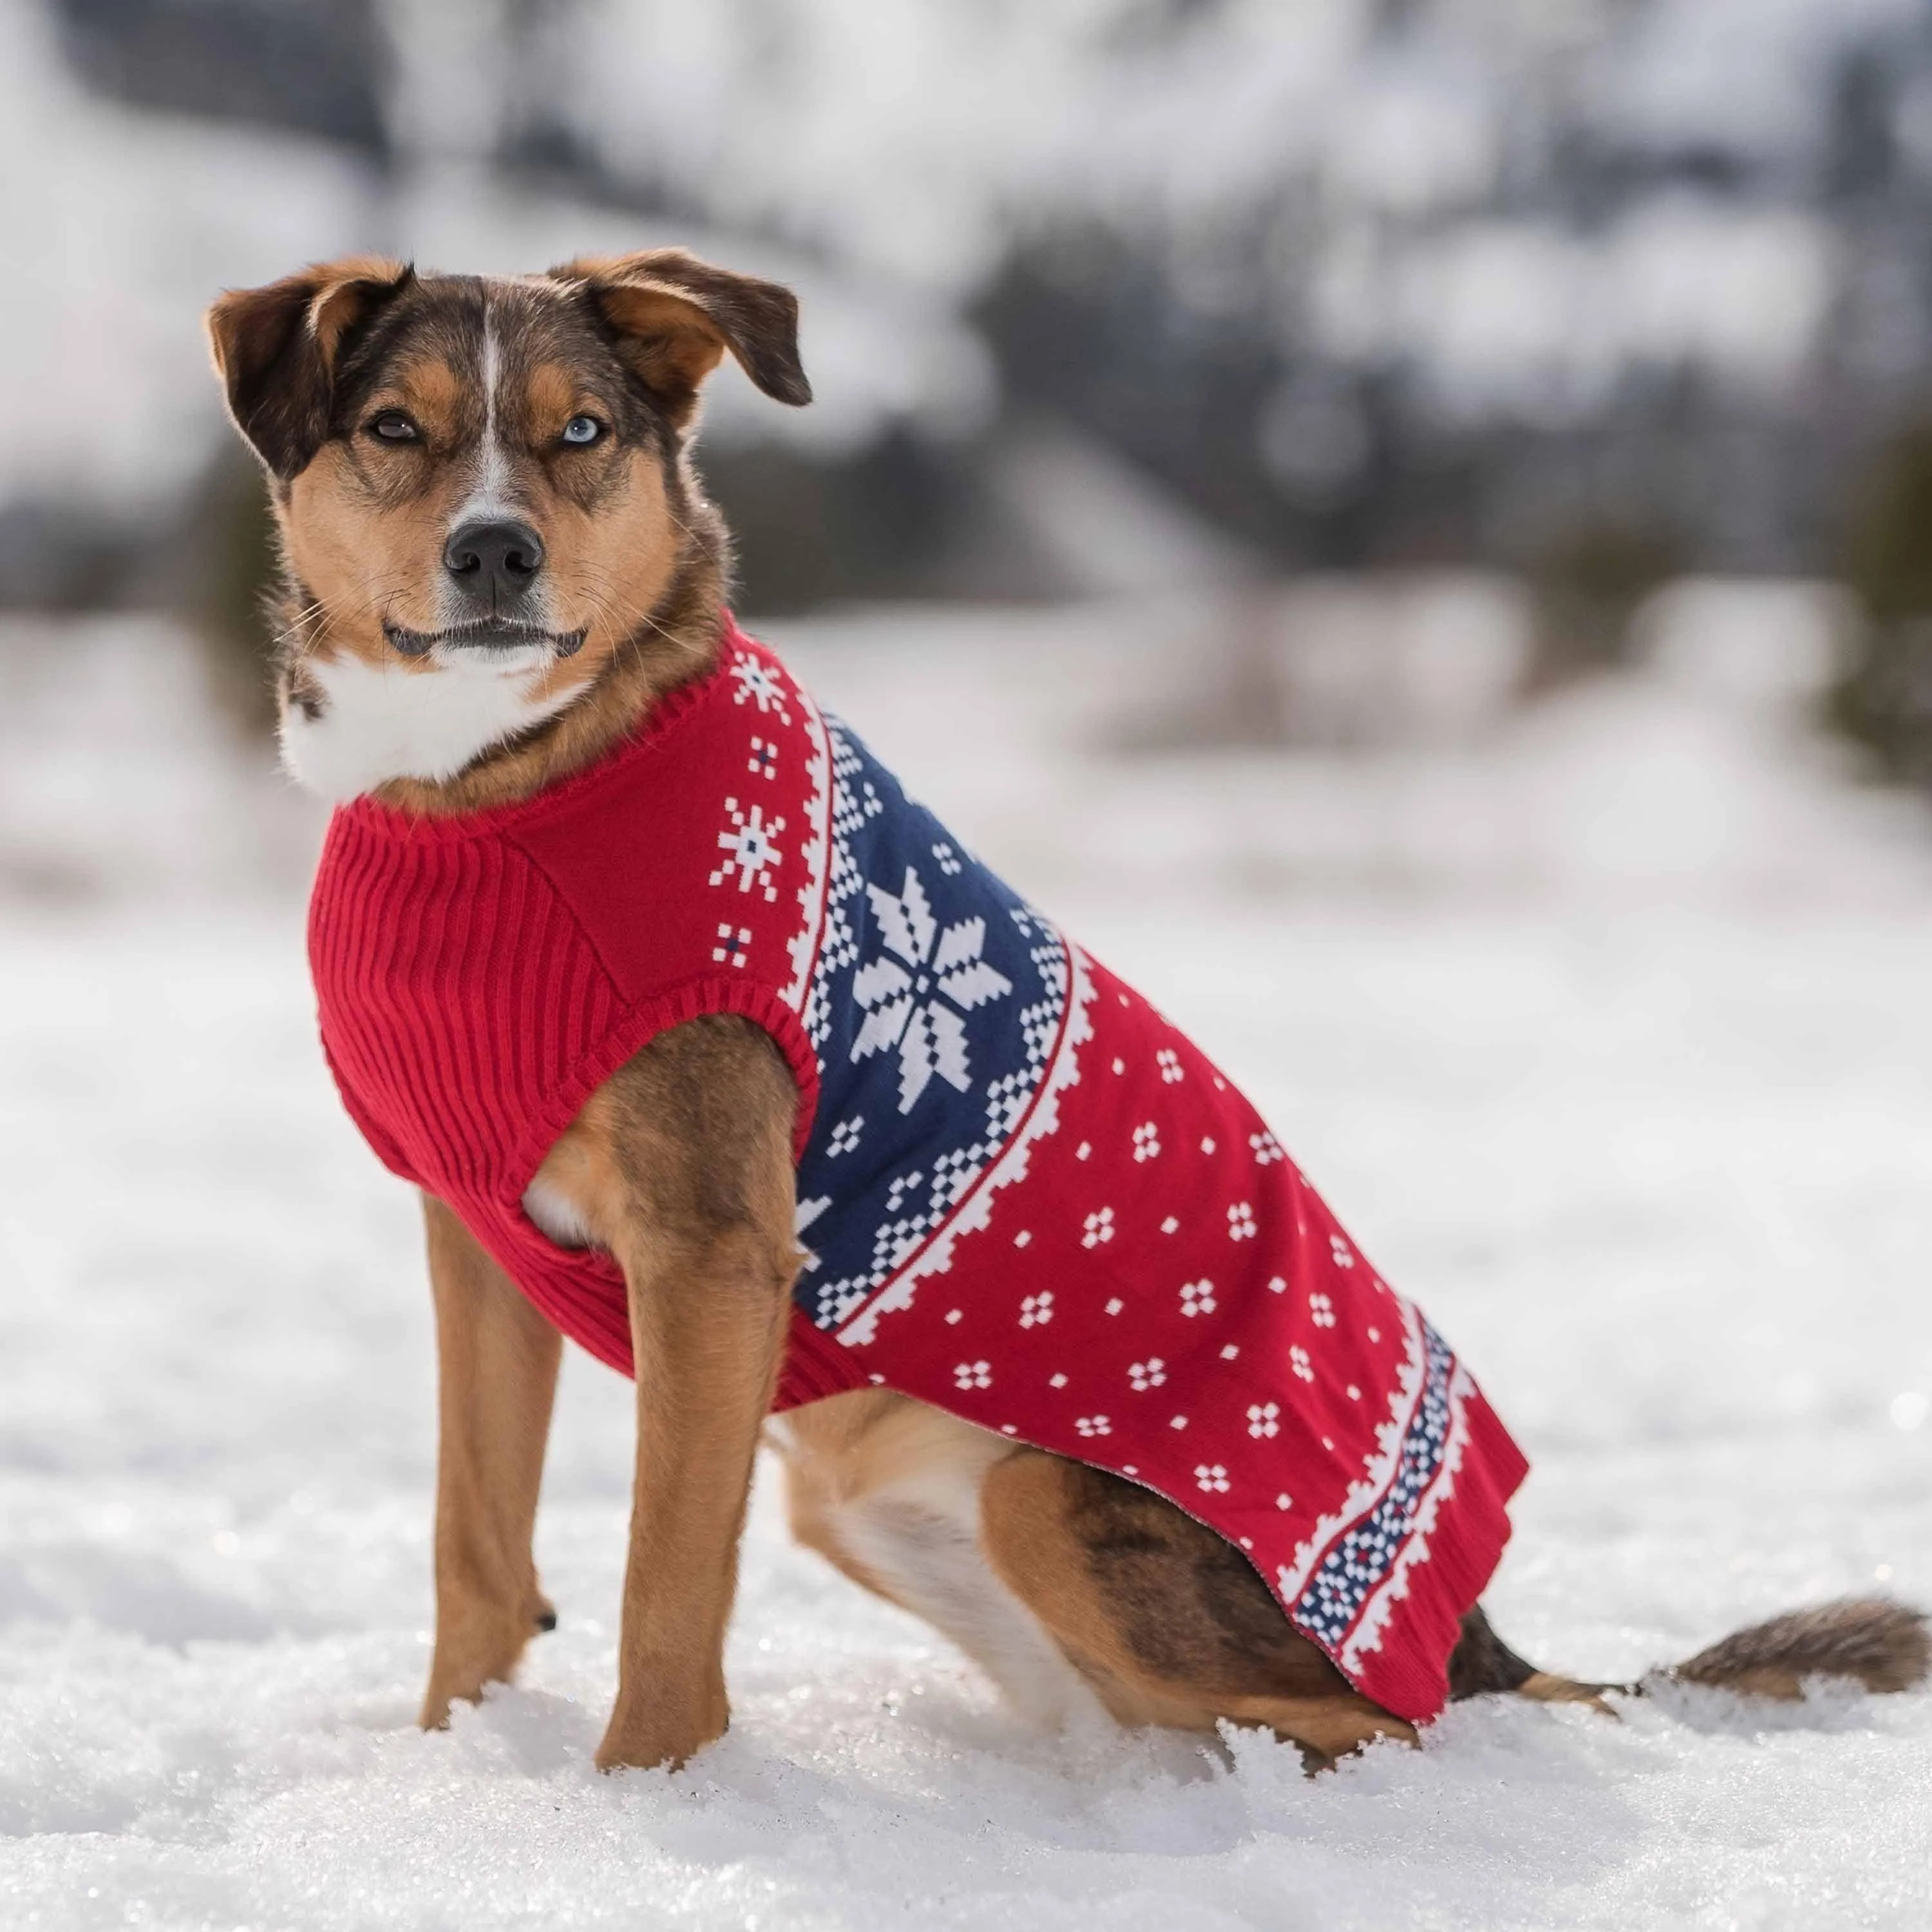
[594,1692,729,1774]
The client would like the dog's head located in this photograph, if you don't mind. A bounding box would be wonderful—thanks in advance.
[206,251,810,802]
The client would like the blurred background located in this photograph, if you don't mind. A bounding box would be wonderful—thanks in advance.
[7,0,1932,904]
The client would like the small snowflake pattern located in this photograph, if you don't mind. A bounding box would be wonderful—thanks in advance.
[1194,1464,1231,1493]
[1019,1291,1054,1329]
[1227,1201,1258,1240]
[710,799,786,901]
[825,1116,864,1157]
[1309,1292,1337,1328]
[953,1360,992,1390]
[1290,1345,1314,1383]
[730,652,792,721]
[746,735,779,779]
[932,840,963,876]
[1179,1278,1217,1317]
[1075,1415,1112,1438]
[1157,1047,1184,1084]
[1249,1129,1285,1164]
[1247,1402,1281,1439]
[1329,1233,1356,1269]
[710,923,751,967]
[1132,1122,1160,1162]
[1082,1207,1115,1248]
[1128,1358,1168,1391]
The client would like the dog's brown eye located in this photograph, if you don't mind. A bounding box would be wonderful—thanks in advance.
[368,412,420,443]
[561,415,603,446]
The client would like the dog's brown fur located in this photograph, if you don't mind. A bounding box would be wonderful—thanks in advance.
[209,254,1930,1774]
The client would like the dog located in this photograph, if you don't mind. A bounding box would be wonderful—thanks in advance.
[205,251,1927,1775]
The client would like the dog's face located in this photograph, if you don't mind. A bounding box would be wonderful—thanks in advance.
[207,252,809,800]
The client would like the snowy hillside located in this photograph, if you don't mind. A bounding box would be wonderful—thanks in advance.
[15,0,1932,590]
[2,602,1929,1928]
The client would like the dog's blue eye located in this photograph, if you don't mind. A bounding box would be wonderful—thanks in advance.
[562,415,603,446]
[368,412,419,442]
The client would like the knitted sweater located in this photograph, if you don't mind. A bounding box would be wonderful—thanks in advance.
[308,617,1528,1722]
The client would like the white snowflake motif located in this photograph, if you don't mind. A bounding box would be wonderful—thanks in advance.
[1128,1358,1168,1391]
[1156,1047,1184,1084]
[931,840,963,876]
[826,1116,864,1157]
[1132,1122,1161,1162]
[746,735,778,780]
[710,923,751,968]
[1179,1279,1217,1318]
[1082,1207,1115,1249]
[709,798,786,902]
[1290,1345,1314,1383]
[1329,1233,1356,1269]
[1193,1464,1231,1494]
[851,866,1014,1113]
[1019,1291,1054,1329]
[1246,1402,1281,1439]
[1249,1130,1285,1165]
[730,652,791,721]
[1227,1201,1258,1241]
[1075,1415,1112,1438]
[1308,1292,1337,1329]
[953,1360,992,1390]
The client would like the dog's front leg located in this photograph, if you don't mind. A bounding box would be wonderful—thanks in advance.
[576,1018,799,1773]
[419,1194,563,1727]
[598,1217,791,1770]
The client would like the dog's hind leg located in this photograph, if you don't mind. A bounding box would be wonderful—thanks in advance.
[419,1195,564,1728]
[979,1449,1416,1765]
[777,1392,1108,1731]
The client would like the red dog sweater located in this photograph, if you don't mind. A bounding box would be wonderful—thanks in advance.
[309,618,1528,1723]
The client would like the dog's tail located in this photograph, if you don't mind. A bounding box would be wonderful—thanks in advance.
[1453,1596,1930,1712]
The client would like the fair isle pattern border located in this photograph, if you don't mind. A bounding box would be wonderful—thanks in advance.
[1275,1302,1427,1604]
[836,942,1095,1348]
[779,679,834,1016]
[1341,1355,1477,1672]
[1276,1306,1464,1655]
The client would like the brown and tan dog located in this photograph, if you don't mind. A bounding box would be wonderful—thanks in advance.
[206,252,1927,1775]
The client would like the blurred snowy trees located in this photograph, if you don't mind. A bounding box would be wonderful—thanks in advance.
[15,0,1932,645]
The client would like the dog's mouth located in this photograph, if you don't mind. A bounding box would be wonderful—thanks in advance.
[383,619,589,661]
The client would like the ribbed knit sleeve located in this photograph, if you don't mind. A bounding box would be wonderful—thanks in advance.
[308,812,620,1208]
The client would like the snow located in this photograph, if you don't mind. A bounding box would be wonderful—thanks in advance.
[1589,0,1923,169]
[5,600,1932,1927]
[1312,202,1839,426]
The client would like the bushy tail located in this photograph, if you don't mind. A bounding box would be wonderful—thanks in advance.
[1454,1596,1929,1712]
[1660,1596,1930,1700]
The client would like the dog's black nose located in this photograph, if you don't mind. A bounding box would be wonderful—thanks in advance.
[442,519,544,603]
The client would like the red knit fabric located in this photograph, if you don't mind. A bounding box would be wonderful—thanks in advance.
[309,617,1528,1721]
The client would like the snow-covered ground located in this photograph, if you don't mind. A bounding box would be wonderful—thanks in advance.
[4,602,1932,1929]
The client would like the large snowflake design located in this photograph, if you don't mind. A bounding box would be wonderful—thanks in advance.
[849,864,1014,1113]
[709,797,786,900]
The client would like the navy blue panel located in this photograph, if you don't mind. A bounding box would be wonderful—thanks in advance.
[793,721,1066,1329]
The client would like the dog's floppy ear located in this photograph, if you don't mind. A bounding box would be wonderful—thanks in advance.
[551,248,811,431]
[205,256,413,478]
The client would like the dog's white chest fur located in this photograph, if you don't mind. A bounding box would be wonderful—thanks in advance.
[280,650,577,801]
